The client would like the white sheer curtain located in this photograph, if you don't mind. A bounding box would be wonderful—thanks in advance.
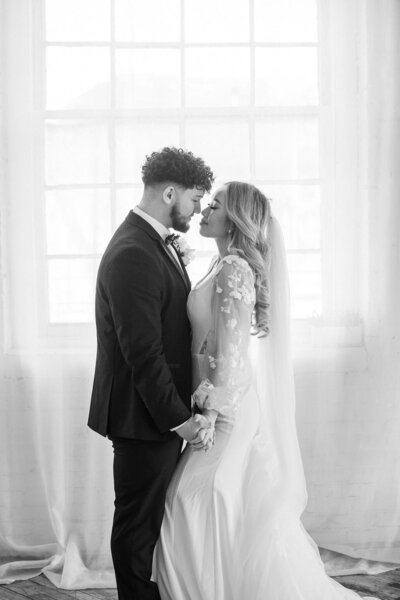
[299,0,400,569]
[0,0,399,589]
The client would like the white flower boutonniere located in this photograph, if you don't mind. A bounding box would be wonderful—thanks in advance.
[166,233,195,266]
[176,236,196,266]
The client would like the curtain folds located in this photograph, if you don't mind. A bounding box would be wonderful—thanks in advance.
[299,0,400,569]
[1,0,399,588]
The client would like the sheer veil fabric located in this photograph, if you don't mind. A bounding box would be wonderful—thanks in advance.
[246,217,381,598]
[250,217,308,512]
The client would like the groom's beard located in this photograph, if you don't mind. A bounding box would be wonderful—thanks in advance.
[170,202,191,233]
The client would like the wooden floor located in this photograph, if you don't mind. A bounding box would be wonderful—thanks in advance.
[1,571,400,600]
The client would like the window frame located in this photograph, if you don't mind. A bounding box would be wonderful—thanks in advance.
[3,0,346,354]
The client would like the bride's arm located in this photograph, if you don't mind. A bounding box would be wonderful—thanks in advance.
[193,255,255,417]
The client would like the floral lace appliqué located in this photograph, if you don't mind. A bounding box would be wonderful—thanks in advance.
[215,255,256,306]
[192,255,256,416]
[208,355,217,369]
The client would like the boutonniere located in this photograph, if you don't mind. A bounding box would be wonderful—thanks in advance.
[165,233,195,266]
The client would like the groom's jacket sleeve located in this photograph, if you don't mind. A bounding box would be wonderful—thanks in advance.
[106,247,192,433]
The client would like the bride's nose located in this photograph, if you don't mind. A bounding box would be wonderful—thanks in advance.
[201,206,210,217]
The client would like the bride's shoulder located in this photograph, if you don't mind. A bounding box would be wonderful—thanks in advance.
[213,254,255,304]
[216,253,253,275]
[214,254,255,288]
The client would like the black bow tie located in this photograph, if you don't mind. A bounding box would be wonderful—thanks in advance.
[165,233,180,246]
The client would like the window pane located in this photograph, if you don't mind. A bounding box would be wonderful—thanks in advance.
[255,48,318,106]
[186,119,250,180]
[116,49,181,109]
[185,0,249,43]
[255,117,318,180]
[115,120,180,183]
[48,258,99,323]
[116,188,138,224]
[185,48,250,107]
[45,120,109,185]
[254,0,317,43]
[46,189,111,254]
[115,0,180,42]
[287,253,321,318]
[46,0,110,42]
[46,48,110,110]
[260,185,320,250]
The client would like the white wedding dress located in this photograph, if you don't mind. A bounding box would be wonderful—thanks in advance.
[153,221,378,600]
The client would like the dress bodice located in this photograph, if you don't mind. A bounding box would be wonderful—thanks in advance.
[187,258,219,356]
[187,258,220,391]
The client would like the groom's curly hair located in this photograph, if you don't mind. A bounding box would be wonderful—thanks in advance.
[141,147,214,192]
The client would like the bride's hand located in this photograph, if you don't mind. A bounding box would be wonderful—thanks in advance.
[189,414,215,452]
[190,425,215,452]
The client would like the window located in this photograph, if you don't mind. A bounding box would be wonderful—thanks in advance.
[8,0,321,342]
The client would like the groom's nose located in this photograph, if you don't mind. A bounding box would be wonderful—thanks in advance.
[193,202,201,214]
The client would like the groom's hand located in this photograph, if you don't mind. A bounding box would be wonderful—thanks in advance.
[189,414,215,452]
[190,425,215,452]
[174,414,212,448]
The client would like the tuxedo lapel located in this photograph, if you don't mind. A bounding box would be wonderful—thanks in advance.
[176,252,192,291]
[158,240,191,293]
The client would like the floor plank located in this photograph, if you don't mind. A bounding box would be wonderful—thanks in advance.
[334,571,400,600]
[2,570,400,599]
[29,577,56,590]
[0,588,30,600]
[25,576,117,600]
[74,592,117,600]
[3,580,75,600]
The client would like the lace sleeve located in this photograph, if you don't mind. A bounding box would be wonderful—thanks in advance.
[193,255,255,416]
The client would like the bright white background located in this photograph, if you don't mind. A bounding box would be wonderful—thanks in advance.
[0,0,399,589]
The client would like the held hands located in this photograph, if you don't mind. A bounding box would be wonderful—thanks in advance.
[175,414,215,452]
[189,414,215,452]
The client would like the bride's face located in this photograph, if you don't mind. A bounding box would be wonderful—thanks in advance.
[199,185,230,239]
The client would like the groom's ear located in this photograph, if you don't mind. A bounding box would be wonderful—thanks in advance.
[162,186,176,206]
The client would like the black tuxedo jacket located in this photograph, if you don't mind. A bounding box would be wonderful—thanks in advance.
[88,211,193,441]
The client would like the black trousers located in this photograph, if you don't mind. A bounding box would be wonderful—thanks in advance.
[110,436,182,600]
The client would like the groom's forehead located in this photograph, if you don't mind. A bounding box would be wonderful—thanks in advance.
[187,187,205,199]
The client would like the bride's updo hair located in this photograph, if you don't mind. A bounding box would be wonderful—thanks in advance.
[225,181,272,336]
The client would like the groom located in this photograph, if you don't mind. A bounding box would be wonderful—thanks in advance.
[88,147,214,600]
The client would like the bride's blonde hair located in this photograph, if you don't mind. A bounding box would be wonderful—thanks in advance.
[225,181,272,335]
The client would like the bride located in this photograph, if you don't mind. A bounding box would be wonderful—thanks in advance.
[153,181,378,600]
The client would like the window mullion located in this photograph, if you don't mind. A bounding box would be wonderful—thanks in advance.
[249,0,256,181]
[110,0,117,232]
[179,0,186,146]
